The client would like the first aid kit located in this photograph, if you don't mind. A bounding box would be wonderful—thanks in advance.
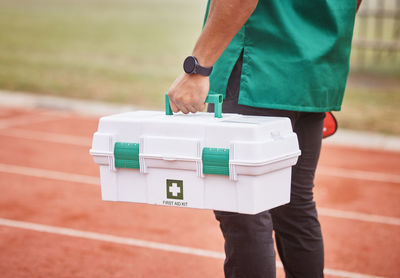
[90,94,301,214]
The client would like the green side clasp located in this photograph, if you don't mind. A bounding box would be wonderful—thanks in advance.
[114,142,140,169]
[202,148,229,176]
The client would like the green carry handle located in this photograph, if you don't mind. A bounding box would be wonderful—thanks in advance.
[165,93,223,118]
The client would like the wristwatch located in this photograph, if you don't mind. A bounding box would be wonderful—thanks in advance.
[183,56,213,76]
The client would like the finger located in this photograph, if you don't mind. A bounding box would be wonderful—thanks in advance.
[187,105,198,113]
[169,100,179,113]
[195,102,206,112]
[179,105,190,114]
[189,98,202,112]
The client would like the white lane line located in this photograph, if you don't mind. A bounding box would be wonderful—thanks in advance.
[0,218,386,278]
[318,207,400,226]
[0,163,399,227]
[0,163,99,185]
[0,128,90,146]
[1,129,399,185]
[0,112,66,129]
[318,166,400,184]
[0,217,224,259]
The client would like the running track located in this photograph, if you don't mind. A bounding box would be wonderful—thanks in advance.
[0,106,399,278]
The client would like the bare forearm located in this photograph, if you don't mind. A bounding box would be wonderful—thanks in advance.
[193,0,259,67]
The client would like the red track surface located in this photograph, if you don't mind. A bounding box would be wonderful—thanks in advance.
[0,107,399,278]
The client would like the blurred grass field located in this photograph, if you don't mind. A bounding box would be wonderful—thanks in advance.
[0,0,399,135]
[0,0,205,107]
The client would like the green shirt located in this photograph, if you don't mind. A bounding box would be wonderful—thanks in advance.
[207,0,357,112]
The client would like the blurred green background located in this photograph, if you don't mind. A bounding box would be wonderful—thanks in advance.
[0,0,399,134]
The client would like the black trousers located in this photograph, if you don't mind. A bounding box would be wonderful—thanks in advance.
[208,52,325,278]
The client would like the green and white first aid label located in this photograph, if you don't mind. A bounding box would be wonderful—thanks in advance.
[163,179,188,207]
[166,179,183,200]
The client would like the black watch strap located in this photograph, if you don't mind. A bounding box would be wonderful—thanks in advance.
[196,64,213,76]
[183,56,213,76]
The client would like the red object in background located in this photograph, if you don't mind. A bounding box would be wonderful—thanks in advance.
[323,112,338,138]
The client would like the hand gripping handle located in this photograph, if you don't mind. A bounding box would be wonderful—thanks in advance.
[165,93,223,118]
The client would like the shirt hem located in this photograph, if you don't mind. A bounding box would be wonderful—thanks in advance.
[237,97,342,112]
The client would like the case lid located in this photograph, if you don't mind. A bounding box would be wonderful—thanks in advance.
[90,111,301,179]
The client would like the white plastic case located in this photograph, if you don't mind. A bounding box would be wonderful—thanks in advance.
[90,111,301,214]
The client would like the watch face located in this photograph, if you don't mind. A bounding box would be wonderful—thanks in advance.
[183,56,196,74]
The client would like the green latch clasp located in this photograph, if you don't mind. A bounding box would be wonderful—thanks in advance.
[202,147,230,176]
[114,142,140,169]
